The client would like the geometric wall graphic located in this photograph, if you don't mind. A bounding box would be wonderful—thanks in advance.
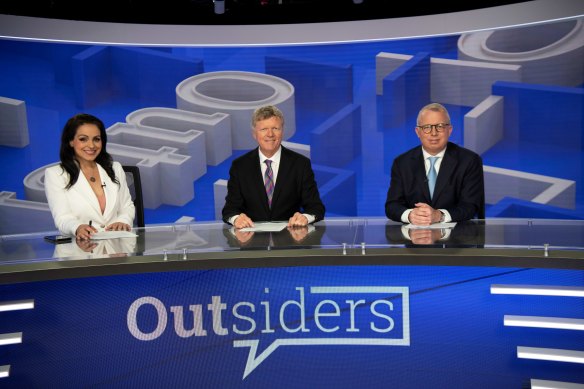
[125,107,232,166]
[458,18,584,87]
[464,95,504,155]
[430,57,520,107]
[106,143,197,209]
[0,96,28,148]
[493,81,584,151]
[311,103,362,168]
[213,179,228,221]
[0,191,53,235]
[484,165,576,209]
[107,122,207,181]
[314,164,357,216]
[176,71,296,150]
[266,55,353,116]
[73,46,204,109]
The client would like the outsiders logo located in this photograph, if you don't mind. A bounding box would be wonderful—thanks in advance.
[127,286,410,378]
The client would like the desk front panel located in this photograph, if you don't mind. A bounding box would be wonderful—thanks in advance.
[1,263,583,388]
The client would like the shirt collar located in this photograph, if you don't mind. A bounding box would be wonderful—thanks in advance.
[422,146,446,160]
[259,146,282,165]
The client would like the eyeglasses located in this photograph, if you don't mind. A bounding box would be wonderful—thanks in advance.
[417,123,450,134]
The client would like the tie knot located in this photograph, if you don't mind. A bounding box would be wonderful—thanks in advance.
[265,159,272,168]
[428,156,438,166]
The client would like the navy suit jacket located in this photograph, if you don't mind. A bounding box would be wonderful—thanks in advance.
[385,142,485,222]
[222,146,325,223]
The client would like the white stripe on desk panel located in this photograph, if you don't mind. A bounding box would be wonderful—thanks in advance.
[491,285,584,297]
[505,315,584,330]
[0,365,9,378]
[0,299,34,312]
[0,332,22,346]
[518,346,584,364]
[531,378,584,389]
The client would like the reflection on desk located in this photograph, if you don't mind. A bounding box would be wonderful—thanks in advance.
[53,236,138,259]
[223,224,327,249]
[385,221,485,247]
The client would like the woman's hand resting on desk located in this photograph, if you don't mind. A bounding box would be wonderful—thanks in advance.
[105,222,131,232]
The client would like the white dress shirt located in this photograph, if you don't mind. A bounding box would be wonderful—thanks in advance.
[401,147,452,223]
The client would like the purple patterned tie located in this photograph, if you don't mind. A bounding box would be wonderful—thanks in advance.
[264,159,274,208]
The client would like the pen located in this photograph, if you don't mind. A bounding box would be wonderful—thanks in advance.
[89,220,92,227]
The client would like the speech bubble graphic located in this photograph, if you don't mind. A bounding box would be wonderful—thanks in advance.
[234,286,410,379]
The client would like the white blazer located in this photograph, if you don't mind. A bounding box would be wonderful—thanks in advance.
[44,161,135,236]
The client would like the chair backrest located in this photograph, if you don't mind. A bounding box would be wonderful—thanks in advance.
[122,165,145,228]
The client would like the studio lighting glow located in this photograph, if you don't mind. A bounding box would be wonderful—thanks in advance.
[0,365,10,379]
[491,284,584,297]
[518,346,584,364]
[505,315,584,330]
[0,299,34,312]
[531,378,584,389]
[0,332,22,346]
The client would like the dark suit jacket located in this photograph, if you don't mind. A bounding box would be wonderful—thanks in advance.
[222,146,325,223]
[385,142,485,222]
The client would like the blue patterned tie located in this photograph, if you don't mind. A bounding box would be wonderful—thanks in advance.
[427,156,438,199]
[264,159,274,208]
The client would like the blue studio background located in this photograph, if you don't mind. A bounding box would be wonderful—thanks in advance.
[0,18,583,232]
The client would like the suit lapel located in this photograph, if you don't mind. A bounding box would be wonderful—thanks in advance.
[251,150,271,213]
[433,145,457,204]
[72,172,102,217]
[271,148,291,209]
[412,147,431,202]
[99,164,117,222]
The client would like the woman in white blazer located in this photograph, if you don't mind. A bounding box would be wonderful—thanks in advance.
[44,113,135,239]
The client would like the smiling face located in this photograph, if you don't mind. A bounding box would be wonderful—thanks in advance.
[252,116,283,158]
[415,109,452,155]
[69,123,102,164]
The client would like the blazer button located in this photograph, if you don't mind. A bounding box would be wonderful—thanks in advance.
[101,224,106,229]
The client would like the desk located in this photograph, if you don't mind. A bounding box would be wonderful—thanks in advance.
[1,218,583,387]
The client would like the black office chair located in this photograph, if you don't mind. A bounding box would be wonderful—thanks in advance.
[122,165,145,228]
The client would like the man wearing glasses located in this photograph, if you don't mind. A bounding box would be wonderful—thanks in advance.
[385,103,485,225]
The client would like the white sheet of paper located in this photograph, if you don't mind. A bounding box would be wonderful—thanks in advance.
[240,222,288,232]
[404,222,457,230]
[91,231,138,240]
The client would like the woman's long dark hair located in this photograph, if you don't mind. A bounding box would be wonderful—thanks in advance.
[59,113,119,189]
